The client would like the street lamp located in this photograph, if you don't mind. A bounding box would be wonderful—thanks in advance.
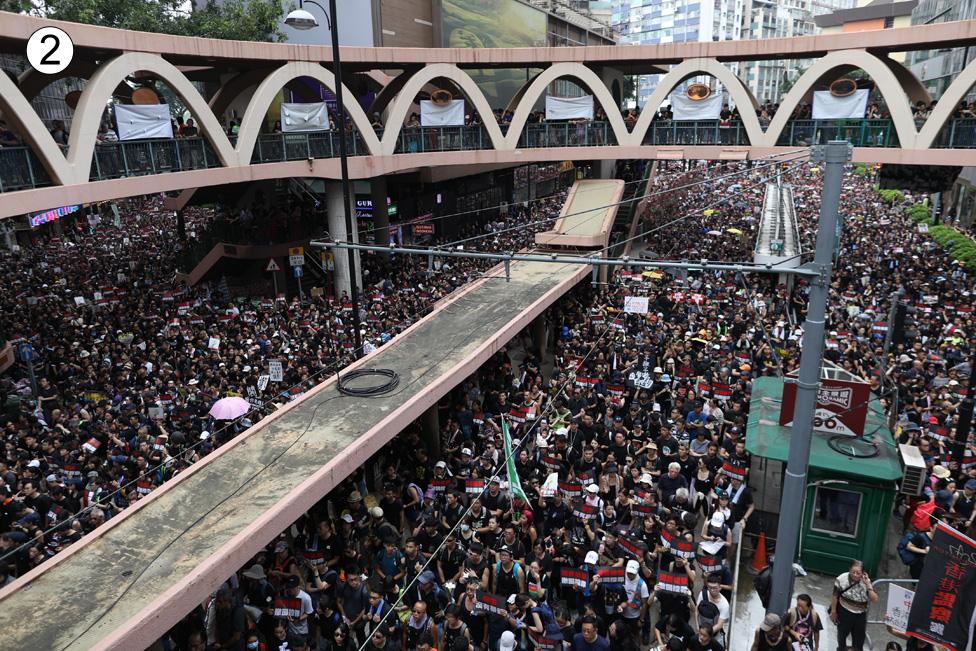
[284,0,364,359]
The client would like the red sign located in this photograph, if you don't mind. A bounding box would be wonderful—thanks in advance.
[413,223,434,234]
[779,370,872,437]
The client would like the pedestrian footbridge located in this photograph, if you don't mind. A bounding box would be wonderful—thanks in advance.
[5,13,976,217]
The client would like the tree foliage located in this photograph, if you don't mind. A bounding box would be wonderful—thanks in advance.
[35,0,287,42]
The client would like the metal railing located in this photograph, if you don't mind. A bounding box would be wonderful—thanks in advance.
[4,118,976,193]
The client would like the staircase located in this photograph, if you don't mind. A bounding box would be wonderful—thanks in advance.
[754,183,802,270]
[608,161,655,259]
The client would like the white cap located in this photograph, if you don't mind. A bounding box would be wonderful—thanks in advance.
[341,513,354,523]
[27,459,40,469]
[200,431,211,440]
[710,511,726,527]
[584,550,599,564]
[461,447,473,456]
[435,460,447,469]
[626,559,640,575]
[640,473,654,484]
[500,631,517,651]
[586,484,600,493]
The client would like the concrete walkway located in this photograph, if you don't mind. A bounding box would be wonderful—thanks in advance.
[0,259,588,651]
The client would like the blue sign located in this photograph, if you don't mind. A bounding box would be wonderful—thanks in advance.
[30,205,80,228]
[18,343,36,363]
[293,266,304,278]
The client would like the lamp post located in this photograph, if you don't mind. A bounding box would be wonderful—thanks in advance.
[285,0,364,359]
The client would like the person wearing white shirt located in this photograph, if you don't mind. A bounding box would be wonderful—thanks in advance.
[699,574,730,648]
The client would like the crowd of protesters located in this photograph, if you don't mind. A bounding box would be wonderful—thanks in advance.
[2,160,976,651]
[0,189,567,579]
[49,160,960,651]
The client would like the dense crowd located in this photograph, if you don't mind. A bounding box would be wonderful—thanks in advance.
[3,160,976,651]
[86,161,968,651]
[0,189,568,578]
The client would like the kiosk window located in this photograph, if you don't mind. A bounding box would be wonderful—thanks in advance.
[810,486,861,537]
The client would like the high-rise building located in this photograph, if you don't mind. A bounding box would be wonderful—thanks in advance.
[905,0,976,99]
[740,0,856,104]
[610,0,857,108]
[610,0,745,106]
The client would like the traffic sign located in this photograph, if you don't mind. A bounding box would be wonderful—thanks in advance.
[321,251,335,271]
[288,247,304,267]
[293,265,304,278]
[265,258,281,272]
[17,343,36,363]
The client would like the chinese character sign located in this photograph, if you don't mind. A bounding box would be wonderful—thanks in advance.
[906,523,976,651]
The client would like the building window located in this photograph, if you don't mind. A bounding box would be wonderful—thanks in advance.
[884,16,895,29]
[811,486,861,538]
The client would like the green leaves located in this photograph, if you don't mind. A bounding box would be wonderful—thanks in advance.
[41,0,286,42]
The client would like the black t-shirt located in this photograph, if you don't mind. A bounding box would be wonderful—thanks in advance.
[729,486,754,522]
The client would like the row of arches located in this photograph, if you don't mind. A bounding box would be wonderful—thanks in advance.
[1,49,973,188]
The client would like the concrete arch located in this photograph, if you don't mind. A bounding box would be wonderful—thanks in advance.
[380,63,505,155]
[631,58,764,147]
[235,61,381,162]
[763,49,918,148]
[503,63,629,148]
[67,52,237,184]
[366,67,421,117]
[917,57,976,149]
[17,60,96,101]
[208,68,278,119]
[879,57,931,106]
[0,69,71,183]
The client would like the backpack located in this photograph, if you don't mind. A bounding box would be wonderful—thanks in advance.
[897,531,918,565]
[697,600,720,633]
[532,603,564,641]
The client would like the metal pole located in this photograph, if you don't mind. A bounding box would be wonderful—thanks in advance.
[768,140,850,615]
[328,0,363,358]
[309,241,823,278]
[952,357,976,468]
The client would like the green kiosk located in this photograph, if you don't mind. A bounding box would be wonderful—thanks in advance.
[745,367,903,576]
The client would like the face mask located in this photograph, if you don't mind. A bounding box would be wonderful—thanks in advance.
[247,643,259,650]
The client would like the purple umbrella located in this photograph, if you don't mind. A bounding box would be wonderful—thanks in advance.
[209,396,251,420]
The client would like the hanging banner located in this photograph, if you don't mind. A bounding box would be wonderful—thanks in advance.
[812,89,870,120]
[114,103,174,140]
[545,95,594,121]
[420,99,465,127]
[281,102,331,132]
[906,523,976,651]
[670,93,723,121]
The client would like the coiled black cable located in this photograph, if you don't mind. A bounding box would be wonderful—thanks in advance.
[336,368,400,397]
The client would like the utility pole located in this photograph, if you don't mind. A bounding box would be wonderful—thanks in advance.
[329,0,363,358]
[952,359,976,470]
[768,140,850,615]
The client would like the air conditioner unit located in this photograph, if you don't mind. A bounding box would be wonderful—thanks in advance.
[899,444,926,497]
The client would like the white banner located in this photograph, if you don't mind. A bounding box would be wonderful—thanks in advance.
[812,89,869,120]
[884,584,914,633]
[281,102,331,132]
[545,95,594,121]
[420,99,465,127]
[624,296,649,314]
[670,93,723,121]
[114,104,174,140]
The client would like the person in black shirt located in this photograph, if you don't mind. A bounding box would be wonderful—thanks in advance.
[481,479,507,518]
[416,520,443,555]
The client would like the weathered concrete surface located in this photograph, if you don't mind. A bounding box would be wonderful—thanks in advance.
[0,258,589,651]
